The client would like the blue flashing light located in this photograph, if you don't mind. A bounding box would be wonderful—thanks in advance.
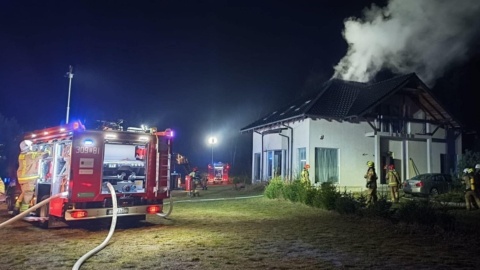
[84,139,94,145]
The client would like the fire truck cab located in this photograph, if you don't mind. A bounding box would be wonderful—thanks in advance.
[17,121,173,228]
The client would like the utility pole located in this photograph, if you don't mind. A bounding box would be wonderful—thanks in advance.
[65,65,74,124]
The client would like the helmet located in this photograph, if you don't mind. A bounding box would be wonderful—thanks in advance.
[366,161,374,167]
[19,140,32,152]
[304,164,310,169]
[463,168,469,174]
[475,164,480,169]
[388,164,395,170]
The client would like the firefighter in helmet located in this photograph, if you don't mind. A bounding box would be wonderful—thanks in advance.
[14,140,47,214]
[364,161,378,206]
[462,167,480,210]
[189,167,200,196]
[386,164,401,203]
[301,164,310,184]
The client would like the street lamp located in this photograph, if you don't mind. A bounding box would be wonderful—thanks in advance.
[208,136,217,165]
[65,65,74,124]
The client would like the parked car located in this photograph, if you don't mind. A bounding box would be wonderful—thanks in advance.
[403,173,453,197]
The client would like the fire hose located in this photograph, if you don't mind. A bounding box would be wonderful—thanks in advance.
[0,191,68,229]
[72,182,117,270]
[0,183,119,270]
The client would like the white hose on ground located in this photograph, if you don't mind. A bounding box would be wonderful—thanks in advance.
[0,191,68,229]
[72,182,118,270]
[156,196,173,218]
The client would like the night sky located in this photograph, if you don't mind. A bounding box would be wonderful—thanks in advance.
[1,0,479,173]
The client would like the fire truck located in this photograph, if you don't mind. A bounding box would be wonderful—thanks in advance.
[15,121,173,228]
[207,162,230,185]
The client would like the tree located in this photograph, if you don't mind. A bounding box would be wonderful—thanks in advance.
[0,114,22,177]
[456,150,480,177]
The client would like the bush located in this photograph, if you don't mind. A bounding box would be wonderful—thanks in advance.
[231,174,252,185]
[394,200,437,227]
[335,192,360,215]
[456,150,480,175]
[317,182,341,210]
[435,191,465,204]
[282,180,299,202]
[304,187,317,207]
[264,177,284,199]
[359,198,392,219]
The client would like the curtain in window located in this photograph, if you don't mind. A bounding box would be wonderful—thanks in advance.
[315,148,338,183]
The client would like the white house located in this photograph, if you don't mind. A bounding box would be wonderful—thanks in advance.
[240,73,462,190]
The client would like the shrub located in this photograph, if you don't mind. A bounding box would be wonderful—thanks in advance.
[359,198,392,219]
[304,187,318,207]
[394,200,437,227]
[264,177,284,199]
[456,150,480,175]
[231,174,252,185]
[281,179,311,204]
[335,192,360,215]
[435,191,465,204]
[317,182,341,210]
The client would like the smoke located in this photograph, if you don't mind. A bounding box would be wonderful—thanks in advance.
[333,0,480,85]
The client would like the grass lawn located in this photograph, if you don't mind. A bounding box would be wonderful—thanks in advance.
[1,184,480,269]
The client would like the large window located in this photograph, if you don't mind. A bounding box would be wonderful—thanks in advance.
[314,148,338,183]
[266,150,283,179]
[254,153,261,181]
[297,147,306,176]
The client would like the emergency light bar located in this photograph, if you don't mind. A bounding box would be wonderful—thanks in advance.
[25,121,85,142]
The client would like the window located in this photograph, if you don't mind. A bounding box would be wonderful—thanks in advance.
[254,153,261,180]
[266,150,283,179]
[297,147,306,176]
[314,148,338,183]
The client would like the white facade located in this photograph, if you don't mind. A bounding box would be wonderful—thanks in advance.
[245,75,463,191]
[251,118,461,190]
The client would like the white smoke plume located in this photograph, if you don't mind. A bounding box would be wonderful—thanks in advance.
[333,0,480,85]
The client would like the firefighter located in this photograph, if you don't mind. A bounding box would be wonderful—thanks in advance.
[189,167,200,196]
[201,172,208,190]
[14,140,47,214]
[364,161,378,206]
[386,164,401,203]
[301,164,310,184]
[0,176,4,199]
[463,167,480,210]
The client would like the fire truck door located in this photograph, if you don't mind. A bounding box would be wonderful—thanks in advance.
[70,132,104,202]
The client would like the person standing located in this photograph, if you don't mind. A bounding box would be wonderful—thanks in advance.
[364,161,378,206]
[463,167,480,210]
[386,164,401,203]
[14,140,47,214]
[301,164,310,184]
[188,167,200,196]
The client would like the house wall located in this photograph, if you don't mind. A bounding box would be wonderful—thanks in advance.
[250,120,456,189]
[308,119,374,188]
[292,120,309,177]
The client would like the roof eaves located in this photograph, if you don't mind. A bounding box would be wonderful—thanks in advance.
[240,114,307,133]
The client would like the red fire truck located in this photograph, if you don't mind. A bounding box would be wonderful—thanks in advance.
[207,162,230,185]
[15,121,173,228]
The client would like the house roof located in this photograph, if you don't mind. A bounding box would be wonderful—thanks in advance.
[240,73,461,132]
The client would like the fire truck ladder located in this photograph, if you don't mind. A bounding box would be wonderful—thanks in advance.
[409,158,420,176]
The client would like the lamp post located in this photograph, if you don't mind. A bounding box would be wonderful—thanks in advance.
[65,65,74,124]
[208,136,217,165]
